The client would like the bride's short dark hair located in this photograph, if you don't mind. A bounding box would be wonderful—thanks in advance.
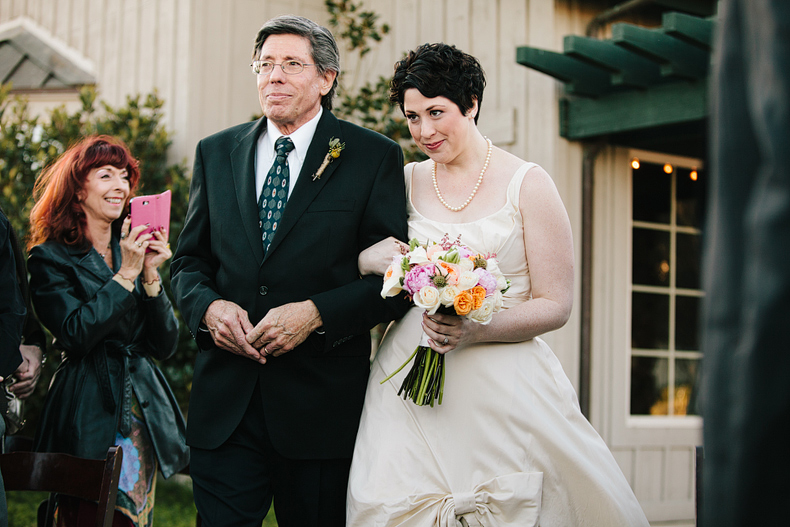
[390,43,486,124]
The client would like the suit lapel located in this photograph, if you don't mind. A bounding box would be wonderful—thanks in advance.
[230,118,267,263]
[264,111,343,260]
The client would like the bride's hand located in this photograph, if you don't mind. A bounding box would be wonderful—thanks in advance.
[421,311,479,354]
[359,236,409,276]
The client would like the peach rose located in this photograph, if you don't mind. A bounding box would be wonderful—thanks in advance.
[454,290,474,316]
[426,244,445,261]
[471,286,487,310]
[436,260,460,285]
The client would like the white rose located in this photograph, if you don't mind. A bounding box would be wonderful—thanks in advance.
[496,275,509,291]
[409,246,430,265]
[469,297,496,324]
[458,270,479,290]
[439,285,461,307]
[414,285,441,314]
[458,258,475,272]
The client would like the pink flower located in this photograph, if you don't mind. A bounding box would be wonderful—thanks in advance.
[474,268,498,296]
[402,264,435,295]
[456,245,476,259]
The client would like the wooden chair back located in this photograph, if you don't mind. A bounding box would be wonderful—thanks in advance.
[0,446,123,527]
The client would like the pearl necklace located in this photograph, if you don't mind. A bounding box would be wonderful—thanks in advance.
[432,138,492,212]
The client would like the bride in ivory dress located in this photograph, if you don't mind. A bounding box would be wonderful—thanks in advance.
[346,43,649,527]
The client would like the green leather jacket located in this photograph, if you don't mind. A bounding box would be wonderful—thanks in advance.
[28,239,189,478]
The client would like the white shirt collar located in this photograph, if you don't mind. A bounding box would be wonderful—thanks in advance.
[256,107,323,199]
[264,106,323,164]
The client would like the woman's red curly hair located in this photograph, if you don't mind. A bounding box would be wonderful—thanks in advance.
[28,135,140,251]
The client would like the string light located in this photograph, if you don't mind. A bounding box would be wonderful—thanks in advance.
[631,158,640,170]
[690,169,698,181]
[663,163,673,174]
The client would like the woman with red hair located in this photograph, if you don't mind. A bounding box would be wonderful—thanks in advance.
[27,135,188,527]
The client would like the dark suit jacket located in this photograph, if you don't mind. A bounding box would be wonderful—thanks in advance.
[171,110,409,459]
[0,209,24,378]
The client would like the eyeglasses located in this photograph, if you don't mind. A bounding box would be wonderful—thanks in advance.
[251,60,315,75]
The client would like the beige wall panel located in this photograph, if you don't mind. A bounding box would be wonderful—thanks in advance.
[230,1,267,123]
[666,447,693,501]
[635,447,664,502]
[445,0,470,51]
[156,0,177,119]
[418,0,442,45]
[170,0,192,162]
[53,0,71,42]
[138,0,157,94]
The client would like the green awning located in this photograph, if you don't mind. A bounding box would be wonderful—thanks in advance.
[517,11,713,157]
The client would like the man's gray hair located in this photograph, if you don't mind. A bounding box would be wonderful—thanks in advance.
[253,15,340,110]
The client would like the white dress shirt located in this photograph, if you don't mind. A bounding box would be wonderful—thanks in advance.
[255,107,323,201]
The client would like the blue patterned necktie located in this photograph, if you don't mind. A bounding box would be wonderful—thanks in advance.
[258,136,295,252]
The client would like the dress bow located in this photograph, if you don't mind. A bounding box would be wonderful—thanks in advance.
[435,472,543,527]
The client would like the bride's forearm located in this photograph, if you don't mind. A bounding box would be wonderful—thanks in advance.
[472,297,572,344]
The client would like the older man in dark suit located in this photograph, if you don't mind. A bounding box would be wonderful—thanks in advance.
[171,14,408,527]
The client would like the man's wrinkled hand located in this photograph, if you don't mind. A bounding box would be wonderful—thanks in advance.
[203,299,266,364]
[8,344,44,399]
[247,300,323,357]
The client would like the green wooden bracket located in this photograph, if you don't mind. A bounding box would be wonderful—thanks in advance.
[662,11,714,49]
[561,79,707,140]
[564,35,662,89]
[612,23,709,80]
[516,46,612,97]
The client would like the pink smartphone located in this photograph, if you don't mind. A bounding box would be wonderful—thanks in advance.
[130,190,171,251]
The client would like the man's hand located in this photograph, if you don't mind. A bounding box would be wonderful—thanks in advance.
[202,299,265,364]
[246,300,323,357]
[8,344,43,399]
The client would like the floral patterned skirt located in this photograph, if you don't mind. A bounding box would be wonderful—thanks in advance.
[114,395,157,527]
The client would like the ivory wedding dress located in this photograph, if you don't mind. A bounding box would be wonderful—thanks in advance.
[346,163,649,527]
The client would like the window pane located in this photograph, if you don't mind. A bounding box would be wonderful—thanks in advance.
[676,232,701,289]
[675,359,700,416]
[633,228,670,286]
[631,356,669,415]
[675,295,700,351]
[632,292,669,349]
[633,162,671,224]
[677,167,706,228]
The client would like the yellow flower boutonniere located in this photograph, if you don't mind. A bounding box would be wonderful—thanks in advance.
[312,137,346,181]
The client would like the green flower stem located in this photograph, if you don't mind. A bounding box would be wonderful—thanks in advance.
[380,346,420,384]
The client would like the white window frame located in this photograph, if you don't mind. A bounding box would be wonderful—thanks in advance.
[595,148,703,448]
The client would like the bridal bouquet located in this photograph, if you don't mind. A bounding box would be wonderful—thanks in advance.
[380,235,510,406]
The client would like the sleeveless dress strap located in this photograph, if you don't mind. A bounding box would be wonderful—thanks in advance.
[404,162,418,201]
[507,162,538,214]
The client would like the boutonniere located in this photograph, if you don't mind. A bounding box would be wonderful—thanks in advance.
[312,137,346,181]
